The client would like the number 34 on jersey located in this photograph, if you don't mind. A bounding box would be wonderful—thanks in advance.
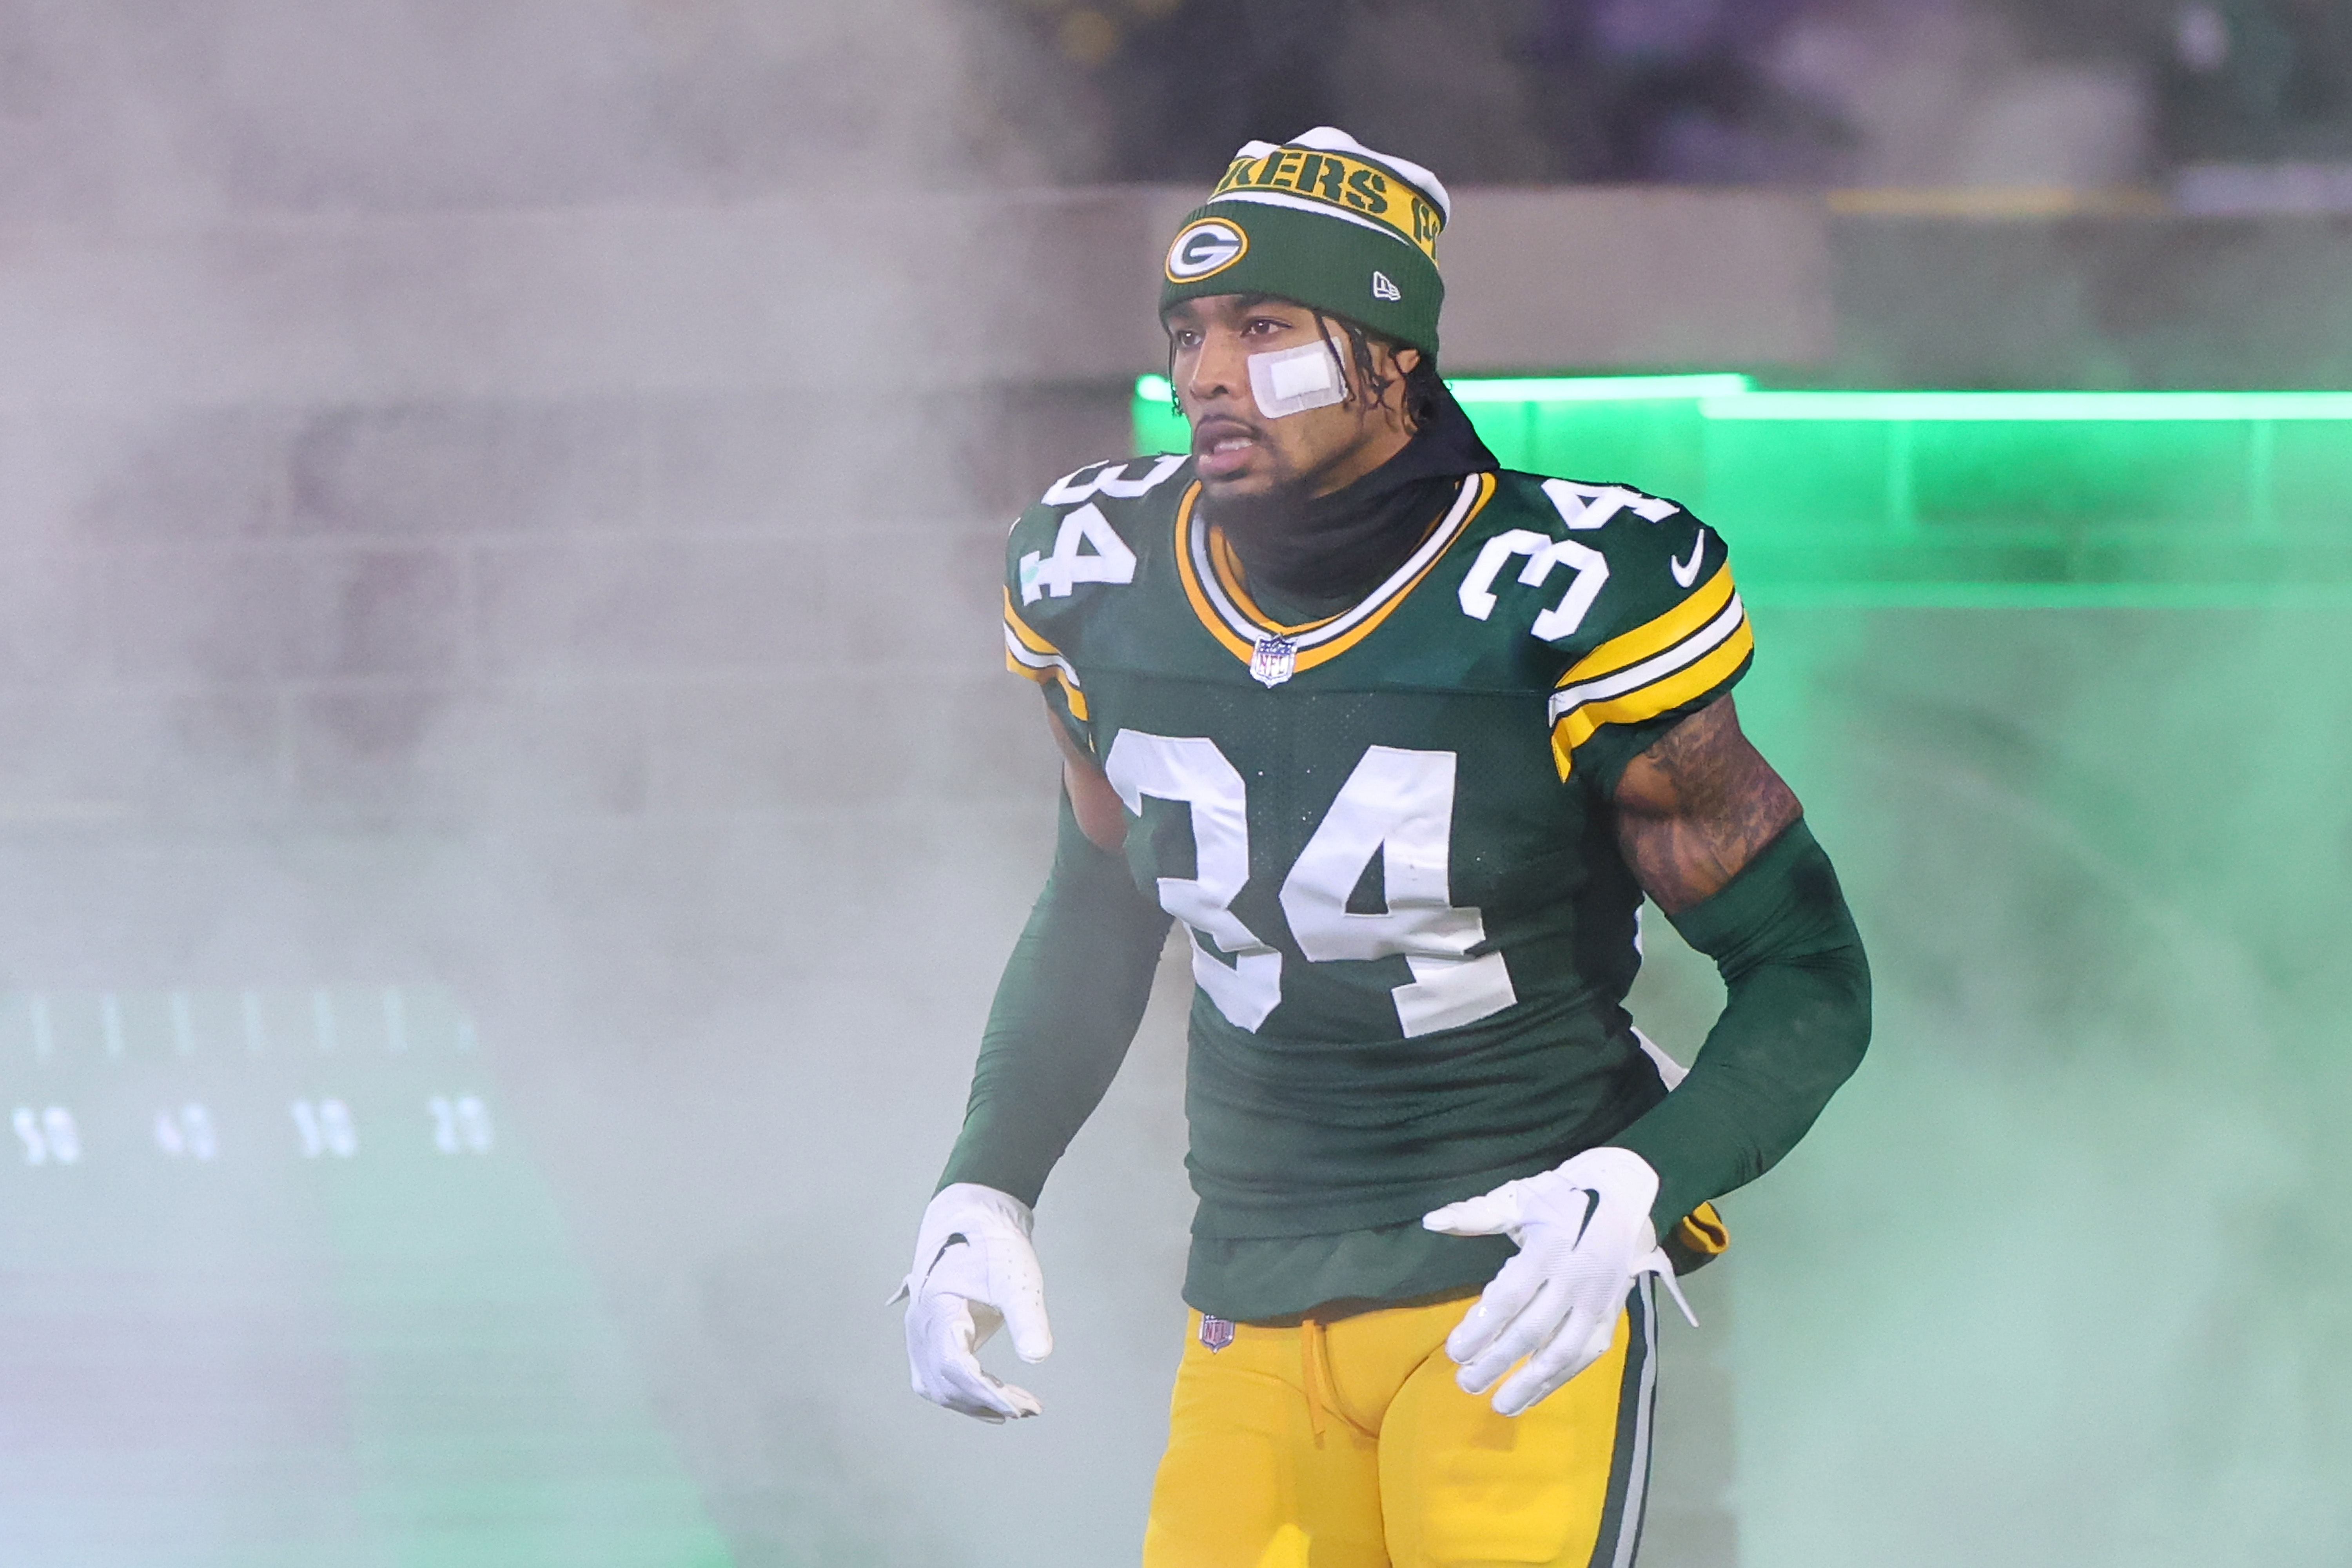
[1107,732,1514,1039]
[1000,456,1755,1045]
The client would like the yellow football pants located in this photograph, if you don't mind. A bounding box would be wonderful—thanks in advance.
[1142,1280,1659,1568]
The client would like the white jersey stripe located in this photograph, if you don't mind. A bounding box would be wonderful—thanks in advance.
[1547,592,1746,724]
[1004,625,1083,688]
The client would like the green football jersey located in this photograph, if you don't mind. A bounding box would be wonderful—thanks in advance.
[1001,452,1753,1320]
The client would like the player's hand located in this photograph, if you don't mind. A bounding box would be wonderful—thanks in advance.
[1423,1148,1691,1416]
[893,1183,1054,1423]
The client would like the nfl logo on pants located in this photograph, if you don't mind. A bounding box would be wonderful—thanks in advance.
[1198,1316,1235,1352]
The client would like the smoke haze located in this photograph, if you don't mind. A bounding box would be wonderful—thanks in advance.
[1,2,2347,1564]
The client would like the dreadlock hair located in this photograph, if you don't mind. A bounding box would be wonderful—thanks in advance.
[1313,312,1444,431]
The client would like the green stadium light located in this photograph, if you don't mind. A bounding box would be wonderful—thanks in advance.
[1700,390,2352,421]
[1125,372,2352,603]
[1449,373,1754,403]
[1131,372,1755,406]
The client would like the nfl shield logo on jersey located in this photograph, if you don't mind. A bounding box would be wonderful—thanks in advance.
[1198,1315,1235,1352]
[1250,637,1298,688]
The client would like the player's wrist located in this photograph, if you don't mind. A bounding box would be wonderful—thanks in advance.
[908,1183,1034,1288]
[1554,1147,1660,1249]
[1571,1146,1660,1251]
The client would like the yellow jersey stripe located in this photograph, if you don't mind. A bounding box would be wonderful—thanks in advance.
[1172,483,1260,662]
[1555,563,1735,692]
[1548,590,1747,724]
[1002,590,1063,656]
[1550,618,1752,779]
[1002,624,1091,721]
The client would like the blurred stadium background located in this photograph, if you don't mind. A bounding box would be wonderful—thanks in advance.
[0,1,2348,1564]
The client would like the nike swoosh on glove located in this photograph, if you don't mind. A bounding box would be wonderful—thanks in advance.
[1423,1147,1695,1417]
[893,1182,1054,1423]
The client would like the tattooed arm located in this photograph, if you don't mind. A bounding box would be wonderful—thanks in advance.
[1612,696,1802,913]
[1603,696,1871,1231]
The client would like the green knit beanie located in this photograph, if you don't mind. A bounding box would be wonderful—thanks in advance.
[1158,126,1450,356]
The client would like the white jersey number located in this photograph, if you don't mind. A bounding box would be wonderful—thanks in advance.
[1103,733,1517,1038]
[1456,525,1610,643]
[1102,732,1285,1030]
[1280,747,1520,1036]
[1020,503,1136,604]
[1017,454,1187,605]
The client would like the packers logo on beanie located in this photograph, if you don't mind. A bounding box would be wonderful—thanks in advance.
[1159,127,1450,356]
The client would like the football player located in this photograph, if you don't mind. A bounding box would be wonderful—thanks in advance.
[898,127,1871,1567]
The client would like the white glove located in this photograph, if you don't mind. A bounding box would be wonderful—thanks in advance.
[1423,1147,1695,1417]
[893,1183,1054,1423]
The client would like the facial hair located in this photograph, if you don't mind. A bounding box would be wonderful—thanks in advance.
[1198,386,1499,605]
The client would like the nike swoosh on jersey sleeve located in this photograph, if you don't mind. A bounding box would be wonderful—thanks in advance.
[1670,529,1708,588]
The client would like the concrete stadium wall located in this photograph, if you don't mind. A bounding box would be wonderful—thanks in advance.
[0,186,1832,835]
[12,188,2346,838]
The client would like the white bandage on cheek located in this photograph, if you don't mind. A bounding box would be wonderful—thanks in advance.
[1247,341,1349,419]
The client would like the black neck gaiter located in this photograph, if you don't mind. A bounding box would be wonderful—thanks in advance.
[1205,387,1499,612]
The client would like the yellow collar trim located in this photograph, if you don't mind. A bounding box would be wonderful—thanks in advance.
[1206,527,1348,637]
[1176,473,1494,676]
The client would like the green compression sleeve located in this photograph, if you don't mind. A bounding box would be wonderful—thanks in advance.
[936,791,1172,1207]
[1609,817,1872,1232]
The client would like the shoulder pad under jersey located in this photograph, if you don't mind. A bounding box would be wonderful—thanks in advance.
[1001,453,1192,740]
[1460,472,1752,783]
[1006,454,1190,613]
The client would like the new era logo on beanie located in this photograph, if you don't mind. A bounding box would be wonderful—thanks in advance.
[1158,126,1449,356]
